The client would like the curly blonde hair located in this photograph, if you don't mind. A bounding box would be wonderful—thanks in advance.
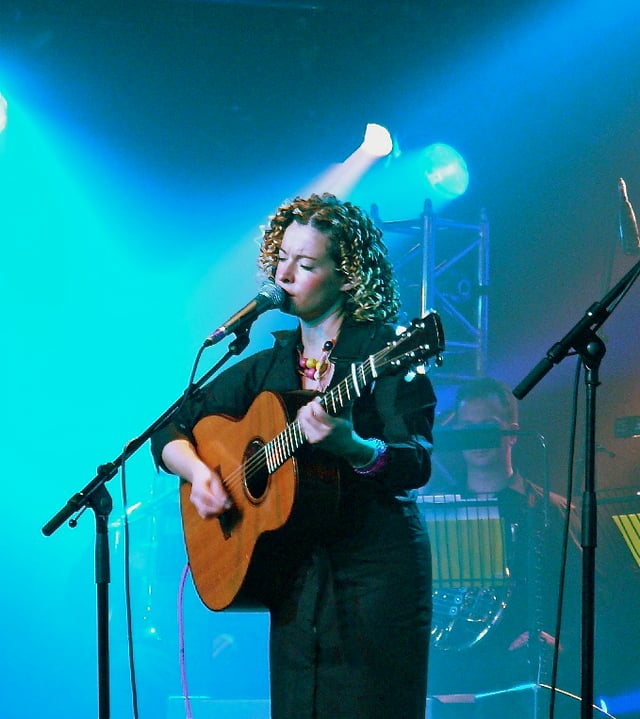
[258,193,400,323]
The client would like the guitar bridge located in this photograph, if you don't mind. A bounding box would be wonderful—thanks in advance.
[217,505,241,539]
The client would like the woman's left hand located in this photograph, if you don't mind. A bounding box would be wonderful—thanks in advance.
[297,399,351,447]
[296,399,376,468]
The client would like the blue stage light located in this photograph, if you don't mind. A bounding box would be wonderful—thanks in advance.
[422,142,469,200]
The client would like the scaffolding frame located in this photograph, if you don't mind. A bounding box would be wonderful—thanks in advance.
[372,199,490,384]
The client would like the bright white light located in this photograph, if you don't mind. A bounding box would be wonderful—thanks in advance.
[361,123,393,158]
[0,93,7,134]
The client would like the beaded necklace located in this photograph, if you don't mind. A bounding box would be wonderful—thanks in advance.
[298,339,336,382]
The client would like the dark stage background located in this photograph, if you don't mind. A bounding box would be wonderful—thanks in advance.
[1,1,639,717]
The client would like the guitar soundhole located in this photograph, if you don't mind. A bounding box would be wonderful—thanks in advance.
[243,439,269,502]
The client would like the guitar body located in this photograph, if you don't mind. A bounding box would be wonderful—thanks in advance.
[180,390,340,611]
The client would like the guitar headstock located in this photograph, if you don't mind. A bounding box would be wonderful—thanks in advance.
[380,311,445,374]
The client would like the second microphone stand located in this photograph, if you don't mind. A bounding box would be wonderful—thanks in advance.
[514,251,640,719]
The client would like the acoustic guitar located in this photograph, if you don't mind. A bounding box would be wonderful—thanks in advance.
[180,312,445,611]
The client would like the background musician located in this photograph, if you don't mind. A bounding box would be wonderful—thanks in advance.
[426,376,581,709]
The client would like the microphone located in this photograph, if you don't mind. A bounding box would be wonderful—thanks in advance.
[618,177,640,255]
[203,281,286,347]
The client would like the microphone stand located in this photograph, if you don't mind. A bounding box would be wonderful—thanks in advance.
[41,329,252,719]
[513,254,640,719]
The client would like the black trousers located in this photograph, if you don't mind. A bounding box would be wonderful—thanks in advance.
[269,496,432,719]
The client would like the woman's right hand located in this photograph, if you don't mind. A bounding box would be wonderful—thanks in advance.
[188,464,233,519]
[161,438,232,518]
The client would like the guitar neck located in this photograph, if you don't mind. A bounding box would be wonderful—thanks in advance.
[263,355,379,474]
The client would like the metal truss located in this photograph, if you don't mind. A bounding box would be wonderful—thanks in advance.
[372,199,490,384]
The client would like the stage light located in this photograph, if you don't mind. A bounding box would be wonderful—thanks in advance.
[422,143,469,199]
[360,123,393,158]
[0,93,7,134]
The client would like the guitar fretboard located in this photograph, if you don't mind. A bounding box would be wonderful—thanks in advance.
[263,355,379,474]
